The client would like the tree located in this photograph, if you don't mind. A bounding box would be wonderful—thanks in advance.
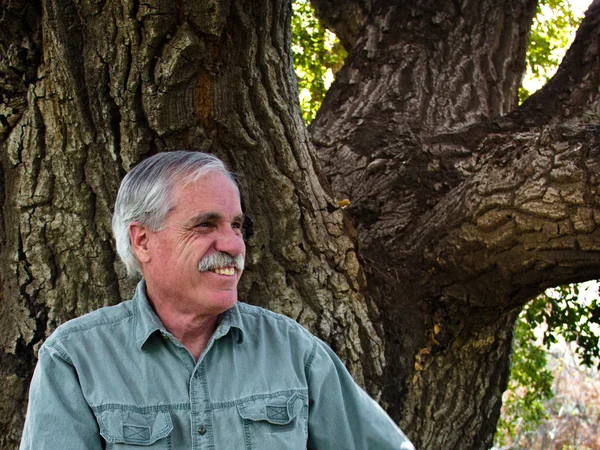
[0,0,599,449]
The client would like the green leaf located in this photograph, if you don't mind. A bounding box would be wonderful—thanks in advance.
[519,0,584,102]
[494,281,600,447]
[291,0,347,123]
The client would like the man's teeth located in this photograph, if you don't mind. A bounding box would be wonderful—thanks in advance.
[212,267,235,276]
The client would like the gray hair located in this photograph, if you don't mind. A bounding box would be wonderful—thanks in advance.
[112,151,239,276]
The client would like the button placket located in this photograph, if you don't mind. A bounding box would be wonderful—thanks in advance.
[190,362,212,448]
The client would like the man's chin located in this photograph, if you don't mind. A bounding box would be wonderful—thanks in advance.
[212,300,237,316]
[203,292,238,311]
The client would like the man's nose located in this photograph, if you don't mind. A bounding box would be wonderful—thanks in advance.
[214,227,245,257]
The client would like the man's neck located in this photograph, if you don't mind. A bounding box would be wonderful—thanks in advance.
[158,308,219,361]
[145,284,221,361]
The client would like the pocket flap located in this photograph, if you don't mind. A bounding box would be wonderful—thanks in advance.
[97,409,173,445]
[237,392,305,425]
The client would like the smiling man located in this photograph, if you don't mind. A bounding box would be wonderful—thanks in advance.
[20,151,414,449]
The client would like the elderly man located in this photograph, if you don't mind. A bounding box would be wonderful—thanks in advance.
[20,151,414,449]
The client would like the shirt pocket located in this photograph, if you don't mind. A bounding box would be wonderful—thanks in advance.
[237,391,308,450]
[96,409,173,449]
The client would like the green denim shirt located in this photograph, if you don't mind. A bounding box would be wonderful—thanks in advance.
[20,281,414,449]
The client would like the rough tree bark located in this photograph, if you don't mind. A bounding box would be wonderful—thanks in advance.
[0,1,598,450]
[310,0,600,448]
[0,0,383,447]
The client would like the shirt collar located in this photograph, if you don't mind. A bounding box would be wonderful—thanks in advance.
[133,279,245,349]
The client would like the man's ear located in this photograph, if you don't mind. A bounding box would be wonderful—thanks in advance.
[129,222,152,264]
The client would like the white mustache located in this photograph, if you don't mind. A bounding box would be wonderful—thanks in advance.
[197,252,245,272]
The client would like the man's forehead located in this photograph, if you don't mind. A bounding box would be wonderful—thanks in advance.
[162,172,242,221]
[174,171,240,199]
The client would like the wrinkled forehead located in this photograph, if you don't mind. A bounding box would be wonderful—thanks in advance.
[165,170,242,214]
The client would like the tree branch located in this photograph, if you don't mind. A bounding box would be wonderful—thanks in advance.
[311,0,536,202]
[309,0,371,51]
[504,0,600,129]
[399,124,600,308]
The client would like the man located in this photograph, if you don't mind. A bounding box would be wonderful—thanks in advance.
[20,151,414,449]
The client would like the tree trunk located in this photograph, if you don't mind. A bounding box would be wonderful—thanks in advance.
[309,0,600,448]
[1,0,599,449]
[0,1,386,448]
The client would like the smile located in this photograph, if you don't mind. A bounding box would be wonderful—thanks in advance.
[211,267,236,276]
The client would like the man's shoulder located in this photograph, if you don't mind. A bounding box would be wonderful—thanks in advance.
[237,302,306,326]
[236,302,316,341]
[45,300,135,347]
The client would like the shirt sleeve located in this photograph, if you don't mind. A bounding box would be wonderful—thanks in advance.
[306,338,415,450]
[19,343,103,450]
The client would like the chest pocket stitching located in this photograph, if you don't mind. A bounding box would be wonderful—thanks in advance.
[266,406,287,421]
[237,393,308,450]
[97,409,173,444]
[237,391,307,425]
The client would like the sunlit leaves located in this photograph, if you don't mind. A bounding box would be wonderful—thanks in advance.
[495,282,600,447]
[495,313,555,446]
[291,0,347,123]
[528,284,600,368]
[519,0,583,102]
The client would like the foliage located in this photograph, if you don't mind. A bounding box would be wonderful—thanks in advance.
[495,309,555,447]
[527,284,600,368]
[291,0,347,123]
[543,350,600,449]
[494,282,600,448]
[519,0,583,103]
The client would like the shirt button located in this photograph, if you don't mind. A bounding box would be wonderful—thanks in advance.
[197,425,206,435]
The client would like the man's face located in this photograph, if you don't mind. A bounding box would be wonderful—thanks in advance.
[141,171,246,315]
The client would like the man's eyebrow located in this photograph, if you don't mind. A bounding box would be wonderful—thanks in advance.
[185,212,246,227]
[185,212,222,227]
